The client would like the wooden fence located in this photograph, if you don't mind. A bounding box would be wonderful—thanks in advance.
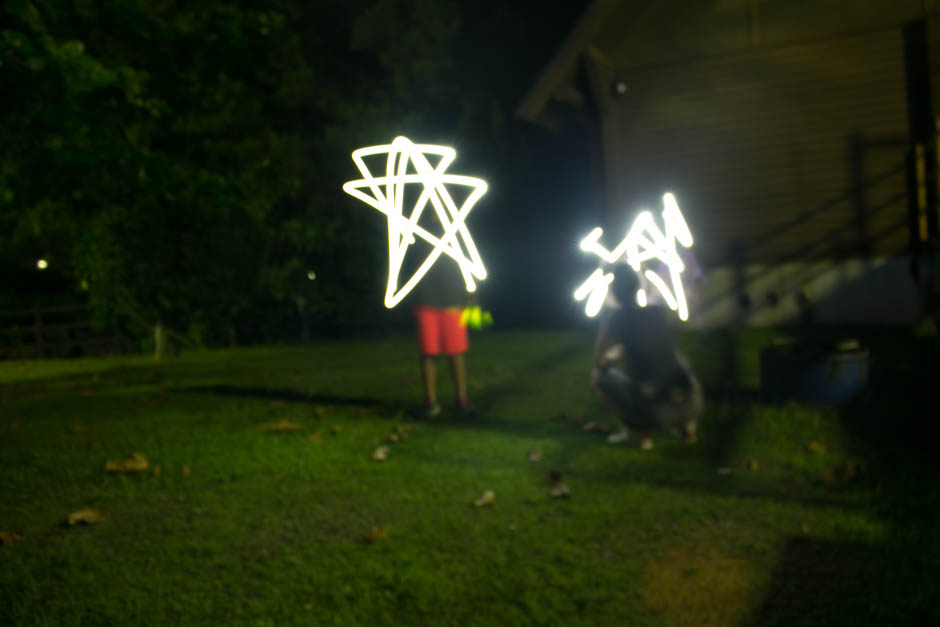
[0,303,123,360]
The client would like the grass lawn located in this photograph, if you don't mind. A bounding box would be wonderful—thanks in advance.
[1,329,938,626]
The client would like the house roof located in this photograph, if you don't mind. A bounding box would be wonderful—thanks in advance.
[514,0,622,126]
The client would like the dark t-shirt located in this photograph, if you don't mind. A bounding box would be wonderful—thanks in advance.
[605,305,686,385]
[409,256,468,309]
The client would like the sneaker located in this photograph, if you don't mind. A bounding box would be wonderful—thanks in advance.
[607,428,630,444]
[412,403,441,419]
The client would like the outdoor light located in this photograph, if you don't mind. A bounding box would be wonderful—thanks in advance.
[574,192,694,321]
[36,259,48,270]
[343,136,488,308]
[307,270,317,280]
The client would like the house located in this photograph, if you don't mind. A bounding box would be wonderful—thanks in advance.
[517,0,940,327]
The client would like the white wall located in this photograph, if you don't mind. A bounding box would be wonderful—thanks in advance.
[690,256,928,328]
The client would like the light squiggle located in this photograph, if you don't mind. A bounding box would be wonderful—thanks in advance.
[343,137,488,308]
[574,192,694,321]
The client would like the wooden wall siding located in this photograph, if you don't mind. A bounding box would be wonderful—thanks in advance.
[604,27,909,267]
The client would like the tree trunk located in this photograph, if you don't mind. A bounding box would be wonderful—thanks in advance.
[154,322,168,360]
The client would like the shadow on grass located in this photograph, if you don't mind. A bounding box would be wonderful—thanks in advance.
[747,536,882,626]
[181,384,386,408]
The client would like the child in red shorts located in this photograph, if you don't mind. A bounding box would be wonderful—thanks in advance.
[411,262,475,417]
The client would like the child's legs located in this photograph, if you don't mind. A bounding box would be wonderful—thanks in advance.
[594,367,655,434]
[447,353,468,404]
[420,356,438,405]
[440,308,469,403]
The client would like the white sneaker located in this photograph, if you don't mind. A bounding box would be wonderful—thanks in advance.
[607,429,630,444]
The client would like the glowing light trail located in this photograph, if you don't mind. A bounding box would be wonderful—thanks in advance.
[574,192,694,321]
[343,137,488,308]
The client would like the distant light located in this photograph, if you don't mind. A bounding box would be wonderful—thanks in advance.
[36,259,48,270]
[307,270,317,280]
[343,136,488,309]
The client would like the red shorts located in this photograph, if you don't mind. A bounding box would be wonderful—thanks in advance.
[414,306,468,356]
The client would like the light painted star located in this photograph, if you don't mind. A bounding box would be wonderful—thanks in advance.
[343,136,488,308]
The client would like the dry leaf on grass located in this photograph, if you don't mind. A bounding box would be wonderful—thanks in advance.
[549,483,571,499]
[0,530,24,546]
[105,452,149,473]
[372,445,390,461]
[386,433,401,443]
[309,433,323,443]
[256,420,302,432]
[152,465,162,477]
[527,449,542,462]
[365,526,388,542]
[182,464,191,477]
[807,441,825,454]
[473,490,495,507]
[314,406,329,419]
[67,508,107,525]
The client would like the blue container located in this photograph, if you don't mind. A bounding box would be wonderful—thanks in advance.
[760,340,870,406]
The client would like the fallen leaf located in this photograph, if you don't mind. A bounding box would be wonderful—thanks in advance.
[549,483,571,499]
[746,459,760,471]
[309,432,323,443]
[372,445,390,461]
[105,452,149,473]
[70,425,88,434]
[0,531,24,546]
[67,508,107,525]
[182,464,191,477]
[365,526,388,542]
[256,420,302,432]
[314,406,329,419]
[527,448,542,462]
[386,433,400,443]
[807,441,825,454]
[395,424,411,434]
[717,467,734,476]
[473,490,495,507]
[152,465,162,477]
[330,425,343,435]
